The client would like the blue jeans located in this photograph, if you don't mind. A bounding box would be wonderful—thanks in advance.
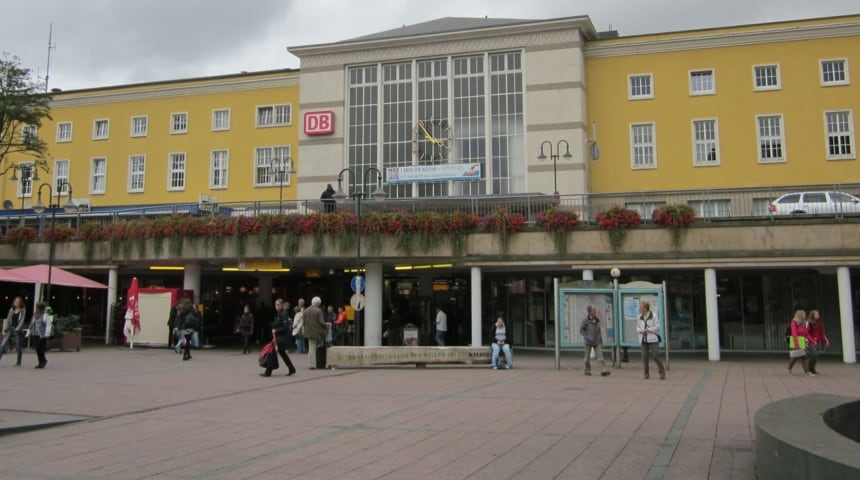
[295,337,307,353]
[435,330,446,346]
[491,343,512,368]
[0,330,25,365]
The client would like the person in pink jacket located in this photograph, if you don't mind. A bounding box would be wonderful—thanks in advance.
[806,309,830,375]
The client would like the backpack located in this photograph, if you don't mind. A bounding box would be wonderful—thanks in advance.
[784,323,792,345]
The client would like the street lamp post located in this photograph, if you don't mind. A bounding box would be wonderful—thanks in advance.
[333,166,386,345]
[9,164,40,210]
[268,156,292,214]
[537,140,573,200]
[32,180,76,303]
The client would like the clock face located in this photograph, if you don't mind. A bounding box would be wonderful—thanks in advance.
[413,118,451,161]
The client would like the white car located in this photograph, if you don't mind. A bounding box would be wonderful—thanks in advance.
[770,191,860,215]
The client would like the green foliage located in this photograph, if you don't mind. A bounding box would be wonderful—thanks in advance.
[0,53,52,169]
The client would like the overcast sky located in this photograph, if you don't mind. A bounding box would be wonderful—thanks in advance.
[1,0,857,91]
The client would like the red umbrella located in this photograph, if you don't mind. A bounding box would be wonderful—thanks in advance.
[123,277,141,347]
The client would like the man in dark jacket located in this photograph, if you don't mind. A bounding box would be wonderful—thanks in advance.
[302,296,329,369]
[321,184,336,213]
[263,298,296,377]
[580,305,610,377]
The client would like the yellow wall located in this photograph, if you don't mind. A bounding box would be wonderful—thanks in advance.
[586,16,860,192]
[2,70,300,209]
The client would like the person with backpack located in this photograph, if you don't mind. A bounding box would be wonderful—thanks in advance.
[786,310,812,376]
[176,298,200,361]
[806,309,830,374]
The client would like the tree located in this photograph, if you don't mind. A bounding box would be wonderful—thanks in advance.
[0,53,52,175]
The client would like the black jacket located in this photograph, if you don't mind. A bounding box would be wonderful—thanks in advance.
[271,309,292,344]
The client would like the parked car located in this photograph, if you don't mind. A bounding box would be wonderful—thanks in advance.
[770,191,860,215]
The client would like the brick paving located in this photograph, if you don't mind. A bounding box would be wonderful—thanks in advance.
[0,345,857,479]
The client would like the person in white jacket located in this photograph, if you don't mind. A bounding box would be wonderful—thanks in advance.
[636,301,666,380]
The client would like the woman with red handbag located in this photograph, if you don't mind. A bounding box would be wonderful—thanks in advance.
[261,299,296,377]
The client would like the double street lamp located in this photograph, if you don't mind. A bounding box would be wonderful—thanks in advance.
[537,140,573,200]
[268,156,293,214]
[32,180,76,302]
[333,166,386,345]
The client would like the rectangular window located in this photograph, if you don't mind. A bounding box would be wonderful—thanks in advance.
[689,199,731,218]
[820,59,849,86]
[753,64,781,90]
[626,201,665,218]
[752,198,773,216]
[93,119,110,140]
[254,146,291,186]
[212,109,230,131]
[628,74,653,99]
[689,69,715,95]
[692,119,720,166]
[630,123,656,169]
[256,104,291,127]
[130,115,148,137]
[16,161,35,199]
[56,122,72,142]
[824,110,855,160]
[21,125,37,143]
[170,113,188,134]
[168,153,186,190]
[54,159,70,195]
[90,157,107,194]
[128,155,146,193]
[757,115,785,163]
[210,150,228,188]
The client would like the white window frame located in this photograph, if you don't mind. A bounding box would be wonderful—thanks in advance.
[689,69,716,96]
[212,109,231,131]
[168,152,186,191]
[92,119,110,140]
[629,122,656,169]
[21,124,37,143]
[255,104,292,128]
[15,161,35,199]
[210,149,229,189]
[128,154,146,193]
[170,112,188,134]
[90,157,107,194]
[756,114,786,163]
[824,110,856,160]
[53,159,70,195]
[56,122,72,143]
[130,115,148,137]
[753,64,781,91]
[820,58,849,86]
[689,199,731,218]
[628,73,654,100]
[254,146,292,186]
[692,118,720,166]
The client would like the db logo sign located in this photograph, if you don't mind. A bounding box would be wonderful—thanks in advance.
[304,111,334,135]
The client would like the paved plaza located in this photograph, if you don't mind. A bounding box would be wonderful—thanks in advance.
[0,344,858,479]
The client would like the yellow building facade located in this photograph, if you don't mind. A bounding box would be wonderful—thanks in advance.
[2,69,301,211]
[585,15,859,193]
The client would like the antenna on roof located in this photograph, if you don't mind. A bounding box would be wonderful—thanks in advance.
[45,23,57,93]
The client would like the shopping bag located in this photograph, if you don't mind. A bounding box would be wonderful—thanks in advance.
[258,341,279,370]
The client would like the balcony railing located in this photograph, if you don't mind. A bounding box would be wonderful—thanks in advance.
[3,183,859,234]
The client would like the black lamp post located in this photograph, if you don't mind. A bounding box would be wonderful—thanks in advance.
[32,180,76,303]
[268,156,293,214]
[333,167,386,345]
[9,164,40,210]
[537,140,573,200]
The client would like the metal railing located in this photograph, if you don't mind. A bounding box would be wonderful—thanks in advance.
[2,183,859,235]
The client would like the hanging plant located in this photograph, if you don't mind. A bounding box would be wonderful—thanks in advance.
[651,204,696,249]
[482,208,527,254]
[595,205,642,252]
[535,207,580,255]
[5,225,37,257]
[75,222,107,262]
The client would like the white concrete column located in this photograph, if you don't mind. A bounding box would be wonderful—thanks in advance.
[183,263,201,303]
[471,267,482,347]
[364,262,383,347]
[105,267,118,344]
[837,267,856,364]
[582,269,594,281]
[704,268,720,361]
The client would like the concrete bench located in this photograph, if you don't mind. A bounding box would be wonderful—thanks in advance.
[754,393,860,479]
[326,346,491,368]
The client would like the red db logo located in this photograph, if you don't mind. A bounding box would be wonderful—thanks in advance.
[304,111,334,135]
